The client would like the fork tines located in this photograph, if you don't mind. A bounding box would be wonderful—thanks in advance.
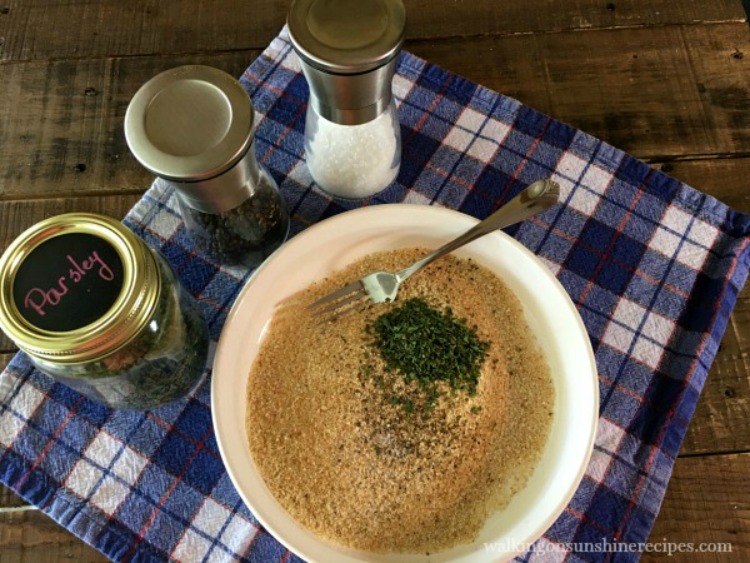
[307,280,368,321]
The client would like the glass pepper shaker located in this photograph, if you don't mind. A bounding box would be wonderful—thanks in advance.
[0,213,209,410]
[288,0,406,200]
[124,65,290,269]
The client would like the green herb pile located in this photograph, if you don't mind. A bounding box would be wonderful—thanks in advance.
[364,297,490,414]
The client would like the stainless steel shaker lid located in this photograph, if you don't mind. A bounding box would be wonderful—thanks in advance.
[124,65,254,182]
[288,0,406,74]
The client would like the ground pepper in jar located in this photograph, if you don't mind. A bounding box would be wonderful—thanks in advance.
[125,65,290,269]
[0,213,209,410]
[175,164,288,268]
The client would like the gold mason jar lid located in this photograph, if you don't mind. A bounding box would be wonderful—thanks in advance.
[0,213,161,364]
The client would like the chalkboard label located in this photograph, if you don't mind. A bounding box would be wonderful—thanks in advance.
[12,233,125,332]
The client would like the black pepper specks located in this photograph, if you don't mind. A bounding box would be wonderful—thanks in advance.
[74,163,87,173]
[731,49,744,60]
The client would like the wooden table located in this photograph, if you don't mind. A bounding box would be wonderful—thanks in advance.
[0,1,748,560]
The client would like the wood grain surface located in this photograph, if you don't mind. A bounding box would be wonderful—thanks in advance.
[0,0,748,561]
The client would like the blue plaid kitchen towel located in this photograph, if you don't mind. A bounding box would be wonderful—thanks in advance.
[2,27,750,562]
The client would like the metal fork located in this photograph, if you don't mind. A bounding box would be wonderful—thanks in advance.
[308,178,561,321]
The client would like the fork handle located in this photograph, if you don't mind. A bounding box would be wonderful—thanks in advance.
[396,179,560,282]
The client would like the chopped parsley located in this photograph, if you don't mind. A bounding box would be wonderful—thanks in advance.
[364,297,489,413]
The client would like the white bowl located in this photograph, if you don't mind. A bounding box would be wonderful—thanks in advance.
[212,204,598,563]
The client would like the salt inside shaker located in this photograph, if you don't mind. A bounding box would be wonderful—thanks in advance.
[288,0,406,199]
[124,65,290,268]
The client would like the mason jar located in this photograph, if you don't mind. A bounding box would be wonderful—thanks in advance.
[0,213,209,410]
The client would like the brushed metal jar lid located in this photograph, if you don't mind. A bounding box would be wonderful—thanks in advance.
[0,214,161,364]
[288,0,406,74]
[125,65,254,182]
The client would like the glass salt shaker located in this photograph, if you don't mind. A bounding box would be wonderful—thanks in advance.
[288,0,406,199]
[0,213,209,410]
[124,65,290,269]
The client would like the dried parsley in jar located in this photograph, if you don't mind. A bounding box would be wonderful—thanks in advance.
[125,65,290,269]
[0,213,210,410]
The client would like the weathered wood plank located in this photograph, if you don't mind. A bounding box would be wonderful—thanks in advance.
[652,157,750,213]
[0,196,141,253]
[405,0,746,39]
[0,487,29,510]
[408,23,750,159]
[3,24,750,201]
[681,285,750,456]
[0,353,14,368]
[0,51,260,200]
[645,453,750,560]
[0,195,141,352]
[0,510,108,562]
[675,23,750,156]
[643,151,750,456]
[659,157,750,456]
[0,0,743,63]
[0,0,285,63]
